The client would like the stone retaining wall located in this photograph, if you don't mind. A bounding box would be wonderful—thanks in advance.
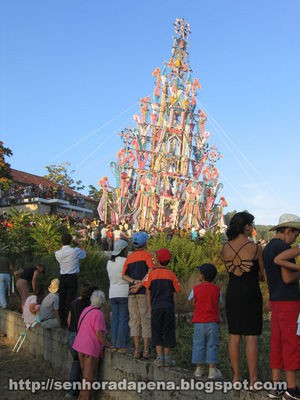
[0,309,265,400]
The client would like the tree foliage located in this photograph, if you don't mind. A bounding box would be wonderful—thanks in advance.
[30,214,65,254]
[0,141,13,190]
[5,208,33,255]
[44,162,85,191]
[3,209,65,255]
[88,185,103,200]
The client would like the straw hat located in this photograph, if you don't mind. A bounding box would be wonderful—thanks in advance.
[48,278,59,293]
[269,213,300,231]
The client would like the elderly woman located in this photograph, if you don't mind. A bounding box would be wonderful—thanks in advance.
[221,212,264,387]
[106,240,129,353]
[73,290,111,400]
[65,284,98,400]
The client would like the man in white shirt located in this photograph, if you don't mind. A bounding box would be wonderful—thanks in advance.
[55,233,87,327]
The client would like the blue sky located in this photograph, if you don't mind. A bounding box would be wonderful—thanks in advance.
[1,0,299,225]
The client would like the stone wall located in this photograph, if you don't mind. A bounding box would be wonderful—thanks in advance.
[0,309,266,400]
[0,309,71,377]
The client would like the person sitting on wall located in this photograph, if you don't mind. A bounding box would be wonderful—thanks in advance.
[40,278,60,329]
[23,284,45,329]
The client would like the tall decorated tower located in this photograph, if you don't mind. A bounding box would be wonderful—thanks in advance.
[98,19,227,231]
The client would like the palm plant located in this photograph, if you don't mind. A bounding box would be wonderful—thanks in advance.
[30,214,64,254]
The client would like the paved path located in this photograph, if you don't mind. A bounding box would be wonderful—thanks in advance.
[0,333,66,399]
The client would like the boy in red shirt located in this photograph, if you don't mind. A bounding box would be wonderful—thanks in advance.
[189,263,222,379]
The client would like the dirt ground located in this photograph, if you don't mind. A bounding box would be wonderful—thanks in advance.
[0,332,67,400]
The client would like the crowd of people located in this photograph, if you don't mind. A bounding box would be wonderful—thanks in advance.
[0,212,299,400]
[0,183,86,207]
[0,209,217,252]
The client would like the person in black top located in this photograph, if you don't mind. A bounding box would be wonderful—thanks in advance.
[263,214,300,400]
[221,212,264,388]
[15,264,45,309]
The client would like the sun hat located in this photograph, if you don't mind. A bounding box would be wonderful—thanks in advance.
[111,239,129,256]
[155,248,172,263]
[48,278,59,294]
[196,263,217,282]
[269,213,300,231]
[132,232,149,248]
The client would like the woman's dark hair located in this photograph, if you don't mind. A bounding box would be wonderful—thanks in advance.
[79,285,99,308]
[34,283,45,304]
[226,212,254,241]
[36,263,46,273]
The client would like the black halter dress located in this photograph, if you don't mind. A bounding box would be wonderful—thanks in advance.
[223,242,263,335]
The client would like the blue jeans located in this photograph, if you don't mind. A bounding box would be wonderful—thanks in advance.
[110,297,129,348]
[0,273,11,308]
[192,322,219,364]
[67,331,80,396]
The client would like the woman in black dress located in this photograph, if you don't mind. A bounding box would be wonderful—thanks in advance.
[221,212,264,386]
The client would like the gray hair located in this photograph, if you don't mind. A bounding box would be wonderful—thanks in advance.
[90,290,106,308]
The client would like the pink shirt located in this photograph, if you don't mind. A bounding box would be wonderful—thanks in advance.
[72,305,106,358]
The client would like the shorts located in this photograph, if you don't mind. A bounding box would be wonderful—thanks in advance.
[128,295,151,338]
[151,308,176,348]
[270,300,300,370]
[192,322,219,365]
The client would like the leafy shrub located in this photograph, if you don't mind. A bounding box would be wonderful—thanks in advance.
[6,208,33,256]
[147,232,223,279]
[79,250,110,297]
[30,214,65,254]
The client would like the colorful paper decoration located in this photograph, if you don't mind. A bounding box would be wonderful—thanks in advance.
[98,19,227,231]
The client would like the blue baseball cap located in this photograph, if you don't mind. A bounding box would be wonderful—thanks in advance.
[196,263,217,282]
[132,232,149,248]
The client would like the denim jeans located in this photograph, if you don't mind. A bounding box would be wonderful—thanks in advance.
[0,273,11,308]
[67,331,80,396]
[110,297,129,348]
[192,322,219,364]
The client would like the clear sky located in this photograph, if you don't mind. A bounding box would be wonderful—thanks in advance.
[1,0,299,225]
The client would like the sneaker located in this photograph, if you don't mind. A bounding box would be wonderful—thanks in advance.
[164,357,176,367]
[283,388,300,400]
[268,389,285,399]
[208,368,222,380]
[117,348,128,354]
[154,357,164,367]
[111,347,118,352]
[194,368,204,379]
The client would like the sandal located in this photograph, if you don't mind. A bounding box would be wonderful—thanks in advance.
[133,350,141,359]
[142,350,150,359]
[117,348,128,354]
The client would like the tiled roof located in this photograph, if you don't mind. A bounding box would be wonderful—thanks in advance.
[10,169,97,202]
